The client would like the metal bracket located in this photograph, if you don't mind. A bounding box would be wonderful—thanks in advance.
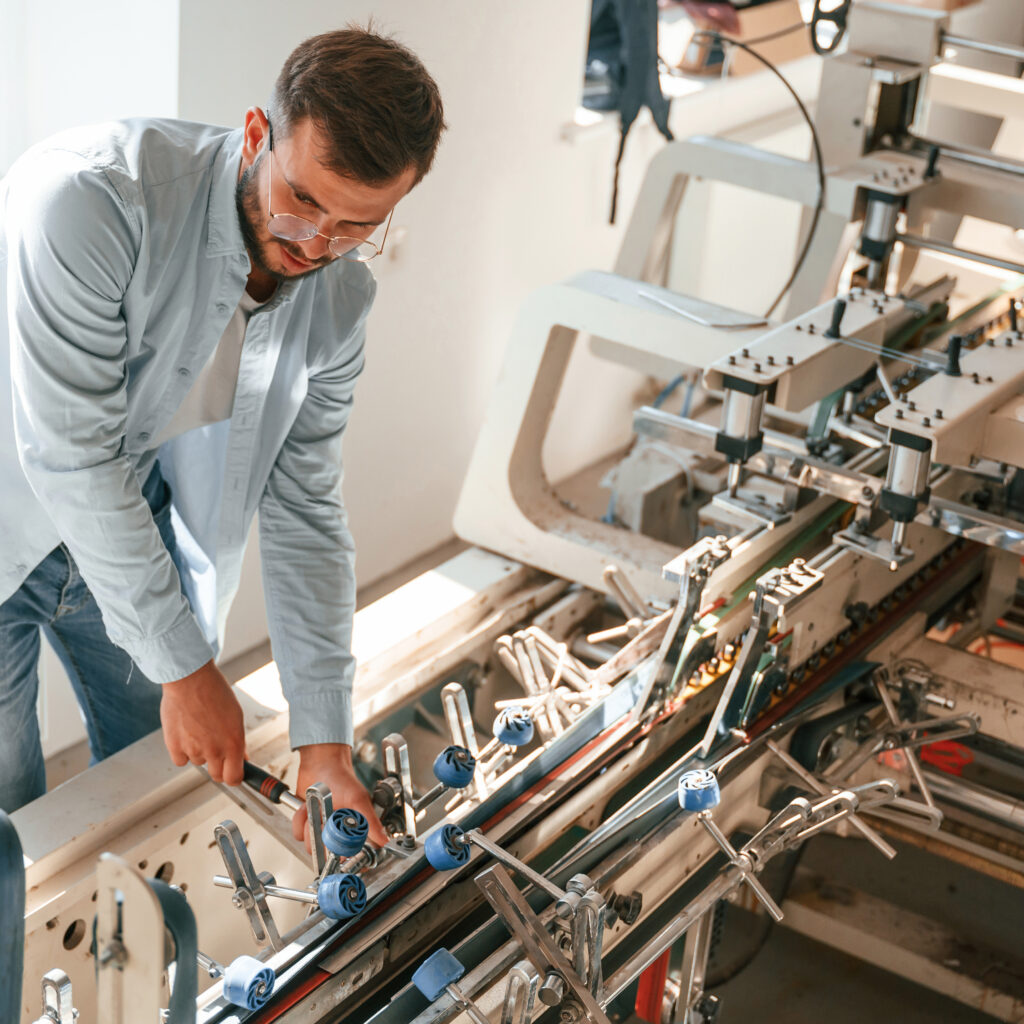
[382,734,418,844]
[501,960,540,1024]
[634,535,732,722]
[33,969,77,1024]
[700,559,823,753]
[442,683,489,800]
[306,782,333,878]
[214,820,283,950]
[474,864,615,1024]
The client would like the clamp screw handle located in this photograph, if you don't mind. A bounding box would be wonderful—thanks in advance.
[945,335,963,377]
[824,298,847,340]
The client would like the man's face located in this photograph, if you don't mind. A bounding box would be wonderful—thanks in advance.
[236,114,417,283]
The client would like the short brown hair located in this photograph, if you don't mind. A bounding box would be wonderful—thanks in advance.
[271,27,445,185]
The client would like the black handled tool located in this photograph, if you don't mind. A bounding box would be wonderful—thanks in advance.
[243,761,304,812]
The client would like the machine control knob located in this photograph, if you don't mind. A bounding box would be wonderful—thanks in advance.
[609,889,643,925]
[493,707,535,747]
[678,769,721,812]
[433,745,476,788]
[424,823,471,871]
[223,955,275,1011]
[317,872,367,919]
[413,948,465,1001]
[322,809,369,858]
[824,298,847,339]
[945,335,963,377]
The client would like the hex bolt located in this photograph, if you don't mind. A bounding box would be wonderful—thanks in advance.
[936,410,943,419]
[786,355,795,366]
[896,408,904,419]
[923,416,931,426]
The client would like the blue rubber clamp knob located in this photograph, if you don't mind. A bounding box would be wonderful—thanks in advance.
[493,707,534,747]
[413,947,465,1001]
[424,823,470,871]
[322,808,369,858]
[433,745,476,788]
[318,872,368,919]
[678,769,721,812]
[223,955,275,1011]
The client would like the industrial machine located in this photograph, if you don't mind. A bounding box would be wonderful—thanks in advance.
[7,3,1024,1022]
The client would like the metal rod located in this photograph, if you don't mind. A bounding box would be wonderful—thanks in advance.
[464,830,566,904]
[907,132,1024,177]
[212,875,320,905]
[942,32,1024,63]
[897,233,1024,277]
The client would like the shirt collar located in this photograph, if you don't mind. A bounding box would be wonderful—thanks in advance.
[205,128,248,259]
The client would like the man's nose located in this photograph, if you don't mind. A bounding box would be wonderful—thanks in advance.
[300,232,332,261]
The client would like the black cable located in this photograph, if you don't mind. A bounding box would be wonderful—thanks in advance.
[706,843,806,988]
[741,21,807,48]
[693,30,827,319]
[609,129,628,224]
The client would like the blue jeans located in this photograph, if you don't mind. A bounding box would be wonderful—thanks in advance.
[0,465,177,813]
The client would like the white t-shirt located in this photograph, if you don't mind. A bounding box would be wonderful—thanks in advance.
[155,290,264,446]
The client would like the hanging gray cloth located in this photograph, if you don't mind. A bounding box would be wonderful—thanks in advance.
[588,0,674,222]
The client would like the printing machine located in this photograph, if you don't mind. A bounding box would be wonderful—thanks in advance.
[7,3,1024,1022]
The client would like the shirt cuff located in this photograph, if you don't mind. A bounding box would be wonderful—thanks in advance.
[111,612,215,684]
[287,690,354,749]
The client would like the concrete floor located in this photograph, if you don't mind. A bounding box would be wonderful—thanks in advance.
[622,831,1023,1023]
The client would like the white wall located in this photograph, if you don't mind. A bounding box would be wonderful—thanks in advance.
[0,0,179,172]
[177,0,637,588]
[177,0,675,659]
[1,0,180,759]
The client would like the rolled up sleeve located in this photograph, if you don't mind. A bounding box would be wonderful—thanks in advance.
[6,154,213,681]
[258,288,373,750]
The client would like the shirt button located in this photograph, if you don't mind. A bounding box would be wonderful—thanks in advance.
[15,563,27,574]
[178,367,191,377]
[217,302,231,314]
[138,432,150,443]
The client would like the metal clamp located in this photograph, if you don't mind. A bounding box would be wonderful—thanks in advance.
[214,820,283,950]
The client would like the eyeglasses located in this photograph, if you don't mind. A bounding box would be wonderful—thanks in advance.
[265,140,392,263]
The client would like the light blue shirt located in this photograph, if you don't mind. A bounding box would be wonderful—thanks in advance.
[0,119,375,748]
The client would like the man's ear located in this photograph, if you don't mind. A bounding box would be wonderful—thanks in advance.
[241,107,270,165]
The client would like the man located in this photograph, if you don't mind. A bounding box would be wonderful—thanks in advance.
[0,27,444,845]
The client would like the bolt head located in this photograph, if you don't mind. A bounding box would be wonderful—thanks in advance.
[232,889,255,911]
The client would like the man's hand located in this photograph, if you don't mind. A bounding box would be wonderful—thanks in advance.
[160,660,246,785]
[293,743,389,848]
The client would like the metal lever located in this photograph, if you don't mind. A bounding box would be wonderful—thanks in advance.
[475,865,615,1024]
[766,740,897,859]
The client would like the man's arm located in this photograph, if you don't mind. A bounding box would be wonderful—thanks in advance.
[5,154,243,780]
[258,281,386,844]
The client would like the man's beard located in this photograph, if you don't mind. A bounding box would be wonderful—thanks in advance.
[235,156,331,282]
